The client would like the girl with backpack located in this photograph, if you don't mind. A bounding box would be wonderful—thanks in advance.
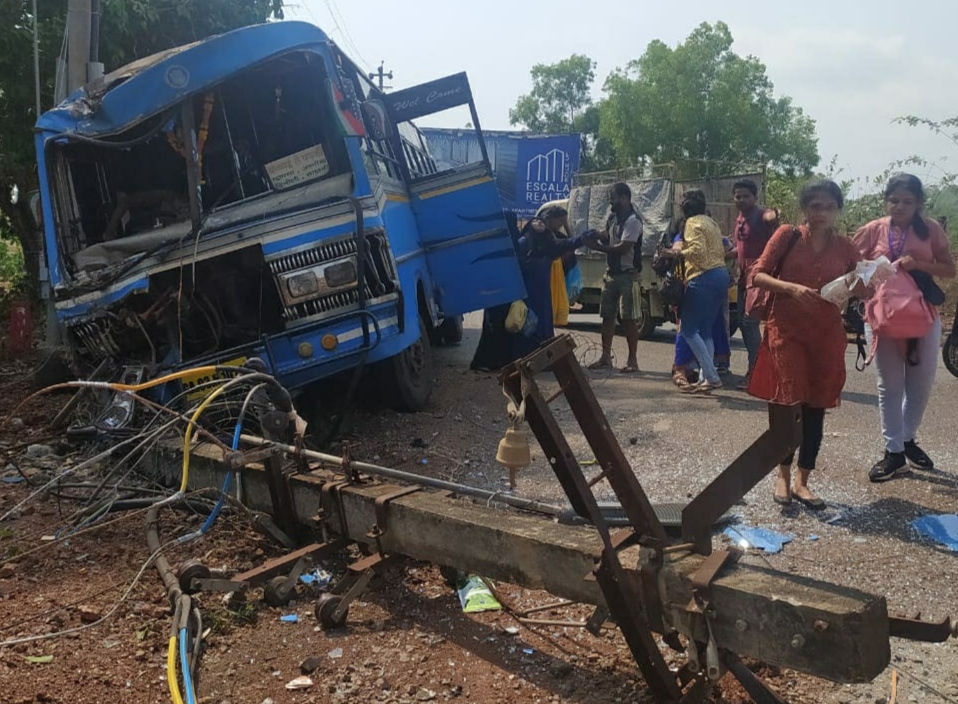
[747,180,861,509]
[853,174,956,482]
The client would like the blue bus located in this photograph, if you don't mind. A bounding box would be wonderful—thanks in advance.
[34,21,524,410]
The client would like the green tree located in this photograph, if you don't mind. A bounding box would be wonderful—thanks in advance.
[509,54,596,133]
[509,54,617,172]
[599,22,819,178]
[0,0,284,296]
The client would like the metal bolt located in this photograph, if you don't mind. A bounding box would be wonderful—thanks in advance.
[791,634,806,649]
[735,619,749,632]
[814,620,830,633]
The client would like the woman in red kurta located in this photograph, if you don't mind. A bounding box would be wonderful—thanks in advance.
[748,180,861,509]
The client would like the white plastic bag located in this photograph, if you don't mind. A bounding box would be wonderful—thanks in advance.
[856,256,895,287]
[821,275,852,308]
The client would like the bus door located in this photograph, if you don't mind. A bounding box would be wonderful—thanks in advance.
[383,74,525,316]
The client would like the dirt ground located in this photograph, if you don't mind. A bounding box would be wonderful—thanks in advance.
[2,313,958,704]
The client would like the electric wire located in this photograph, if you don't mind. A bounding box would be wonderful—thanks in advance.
[0,534,182,647]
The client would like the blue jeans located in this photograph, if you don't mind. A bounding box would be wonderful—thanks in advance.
[675,305,730,370]
[865,317,941,453]
[681,268,730,384]
[738,283,762,374]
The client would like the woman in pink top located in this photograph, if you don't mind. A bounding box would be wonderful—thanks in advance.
[853,174,956,482]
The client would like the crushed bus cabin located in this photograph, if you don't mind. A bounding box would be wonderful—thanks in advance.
[34,21,524,419]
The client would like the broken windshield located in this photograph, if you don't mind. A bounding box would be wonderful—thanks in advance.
[49,50,351,279]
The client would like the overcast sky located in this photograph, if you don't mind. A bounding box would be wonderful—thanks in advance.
[286,0,957,189]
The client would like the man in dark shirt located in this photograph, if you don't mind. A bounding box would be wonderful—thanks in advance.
[732,178,778,387]
[585,182,643,372]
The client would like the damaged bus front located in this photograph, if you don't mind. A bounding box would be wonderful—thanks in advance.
[35,21,523,412]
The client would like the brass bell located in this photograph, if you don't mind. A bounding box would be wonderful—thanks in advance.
[496,427,531,488]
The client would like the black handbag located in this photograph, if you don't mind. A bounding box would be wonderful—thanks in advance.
[660,259,686,308]
[909,270,945,306]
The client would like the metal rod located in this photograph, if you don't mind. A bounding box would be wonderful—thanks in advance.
[238,434,564,517]
[518,618,588,629]
[519,600,575,617]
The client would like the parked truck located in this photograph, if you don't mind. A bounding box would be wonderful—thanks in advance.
[565,167,765,337]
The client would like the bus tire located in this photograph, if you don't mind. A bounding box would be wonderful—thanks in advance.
[380,317,434,412]
[943,332,958,379]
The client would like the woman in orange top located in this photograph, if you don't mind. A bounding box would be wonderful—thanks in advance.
[748,180,861,509]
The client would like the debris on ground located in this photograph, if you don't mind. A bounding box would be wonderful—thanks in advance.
[723,525,794,554]
[456,575,502,613]
[912,514,958,551]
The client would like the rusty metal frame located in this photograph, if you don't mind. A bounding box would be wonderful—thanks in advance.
[501,336,682,700]
[682,404,802,554]
[367,485,421,554]
[889,615,956,642]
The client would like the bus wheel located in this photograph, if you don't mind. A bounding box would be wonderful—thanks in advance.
[381,317,434,411]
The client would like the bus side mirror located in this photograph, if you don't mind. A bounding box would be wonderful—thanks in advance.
[361,100,393,141]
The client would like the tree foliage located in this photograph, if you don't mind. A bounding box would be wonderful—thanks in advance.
[0,0,284,294]
[509,54,596,134]
[509,54,619,172]
[599,22,819,177]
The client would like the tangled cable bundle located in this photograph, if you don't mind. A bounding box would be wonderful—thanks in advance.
[0,363,304,704]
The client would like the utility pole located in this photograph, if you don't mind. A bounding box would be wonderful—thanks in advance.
[66,0,92,92]
[367,62,392,92]
[31,0,41,117]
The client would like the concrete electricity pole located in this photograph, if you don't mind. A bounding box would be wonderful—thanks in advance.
[66,0,92,92]
[66,0,103,93]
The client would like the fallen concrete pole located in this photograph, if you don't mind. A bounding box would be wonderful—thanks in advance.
[149,441,890,685]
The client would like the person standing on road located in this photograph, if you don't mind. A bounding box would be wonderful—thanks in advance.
[658,190,729,393]
[732,179,779,389]
[586,182,643,373]
[747,180,861,509]
[470,215,585,371]
[670,229,735,387]
[853,174,956,482]
[542,205,574,329]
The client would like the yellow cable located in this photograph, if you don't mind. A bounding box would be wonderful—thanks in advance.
[179,382,231,493]
[167,635,184,704]
[110,366,222,393]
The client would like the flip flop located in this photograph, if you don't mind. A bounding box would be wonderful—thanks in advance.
[773,492,792,506]
[794,494,826,511]
[618,365,639,374]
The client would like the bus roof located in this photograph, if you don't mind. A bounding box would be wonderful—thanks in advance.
[36,21,331,138]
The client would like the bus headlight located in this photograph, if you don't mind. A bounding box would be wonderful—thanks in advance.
[286,272,320,298]
[324,260,358,289]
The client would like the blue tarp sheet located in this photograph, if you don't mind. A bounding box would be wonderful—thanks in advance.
[723,525,794,554]
[912,514,958,551]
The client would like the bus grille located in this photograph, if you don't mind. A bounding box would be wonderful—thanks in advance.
[268,238,358,275]
[267,232,397,324]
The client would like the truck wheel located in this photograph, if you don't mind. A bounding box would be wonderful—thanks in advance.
[636,296,656,339]
[944,333,958,379]
[380,317,434,411]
